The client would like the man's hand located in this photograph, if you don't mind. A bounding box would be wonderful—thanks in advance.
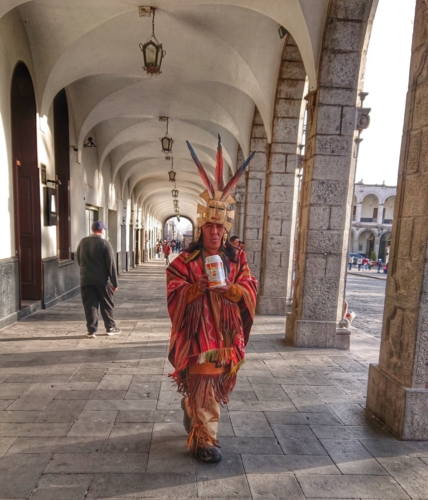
[112,286,119,292]
[210,279,232,294]
[198,274,209,292]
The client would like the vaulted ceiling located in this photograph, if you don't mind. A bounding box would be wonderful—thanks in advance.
[3,0,329,223]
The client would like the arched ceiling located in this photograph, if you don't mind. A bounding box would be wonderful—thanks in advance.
[3,0,329,223]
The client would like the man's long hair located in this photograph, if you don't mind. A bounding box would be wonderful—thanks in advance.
[186,233,237,263]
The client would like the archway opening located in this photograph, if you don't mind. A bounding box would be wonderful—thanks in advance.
[358,230,375,258]
[163,216,194,251]
[11,62,42,305]
[379,232,392,262]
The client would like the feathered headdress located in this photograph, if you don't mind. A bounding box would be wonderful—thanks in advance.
[186,134,255,232]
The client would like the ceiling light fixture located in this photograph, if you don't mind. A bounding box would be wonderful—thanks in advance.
[160,117,174,154]
[84,137,97,148]
[139,7,166,76]
[168,157,176,182]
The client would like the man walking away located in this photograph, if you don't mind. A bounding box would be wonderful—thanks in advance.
[348,256,353,271]
[76,221,121,338]
[163,241,171,265]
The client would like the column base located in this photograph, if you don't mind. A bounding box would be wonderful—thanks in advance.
[367,364,428,440]
[285,316,348,349]
[143,250,148,263]
[257,296,287,315]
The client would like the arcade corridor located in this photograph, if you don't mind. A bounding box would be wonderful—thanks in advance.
[0,261,426,499]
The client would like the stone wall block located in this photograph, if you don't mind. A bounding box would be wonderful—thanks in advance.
[330,205,349,230]
[258,296,287,315]
[268,202,289,219]
[250,171,267,180]
[307,230,343,254]
[308,206,330,230]
[251,124,267,138]
[311,180,348,205]
[317,105,342,135]
[280,60,306,80]
[331,0,373,22]
[413,81,428,130]
[247,193,265,205]
[324,19,364,51]
[285,155,299,173]
[245,228,257,240]
[246,216,263,228]
[270,173,289,187]
[275,98,302,118]
[253,109,264,125]
[270,153,286,173]
[262,269,287,296]
[301,276,340,320]
[267,219,282,234]
[246,239,262,252]
[319,87,357,106]
[283,45,303,62]
[305,254,329,278]
[310,154,351,180]
[315,135,353,156]
[341,106,357,136]
[247,179,261,194]
[272,118,298,143]
[281,219,294,236]
[277,79,305,99]
[271,143,300,154]
[320,51,361,88]
[269,185,295,204]
[250,139,268,152]
[250,152,267,170]
[402,175,428,217]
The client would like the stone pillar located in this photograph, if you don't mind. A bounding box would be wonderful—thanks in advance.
[243,109,268,282]
[285,0,378,349]
[366,0,428,439]
[377,204,384,224]
[356,202,362,222]
[258,37,306,315]
[232,148,247,242]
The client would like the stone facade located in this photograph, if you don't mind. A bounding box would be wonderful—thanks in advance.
[366,0,428,440]
[350,182,396,261]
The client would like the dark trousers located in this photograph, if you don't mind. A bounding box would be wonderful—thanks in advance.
[81,284,115,333]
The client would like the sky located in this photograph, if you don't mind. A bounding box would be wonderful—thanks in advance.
[356,0,416,186]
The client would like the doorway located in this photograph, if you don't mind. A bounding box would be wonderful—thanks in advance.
[11,63,42,305]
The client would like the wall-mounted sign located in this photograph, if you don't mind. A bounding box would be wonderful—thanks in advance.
[41,164,47,185]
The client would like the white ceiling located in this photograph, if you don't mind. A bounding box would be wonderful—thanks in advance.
[3,0,329,223]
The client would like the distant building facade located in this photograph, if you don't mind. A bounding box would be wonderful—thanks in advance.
[350,182,396,261]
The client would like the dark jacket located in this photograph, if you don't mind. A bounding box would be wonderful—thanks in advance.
[76,235,118,287]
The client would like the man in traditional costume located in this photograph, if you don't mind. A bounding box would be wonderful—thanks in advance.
[166,136,258,462]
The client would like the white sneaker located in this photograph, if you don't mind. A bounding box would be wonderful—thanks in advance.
[86,332,96,338]
[106,327,121,336]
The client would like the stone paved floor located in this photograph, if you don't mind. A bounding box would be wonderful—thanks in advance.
[0,260,427,499]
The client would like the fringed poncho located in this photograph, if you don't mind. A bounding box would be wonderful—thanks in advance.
[167,247,257,412]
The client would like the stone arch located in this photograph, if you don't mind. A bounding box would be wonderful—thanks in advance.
[383,195,395,223]
[361,192,380,222]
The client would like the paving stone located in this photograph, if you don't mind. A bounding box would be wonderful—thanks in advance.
[0,437,16,457]
[196,454,251,497]
[0,383,31,399]
[0,453,51,499]
[328,403,375,425]
[321,439,388,475]
[242,454,339,474]
[272,425,327,455]
[147,436,195,473]
[227,400,295,412]
[220,437,282,455]
[29,473,91,500]
[104,423,152,453]
[247,472,305,499]
[310,424,392,440]
[84,399,157,411]
[0,410,41,422]
[45,452,147,473]
[297,474,410,498]
[360,438,428,458]
[67,410,117,437]
[265,411,342,426]
[35,399,87,422]
[96,374,133,391]
[250,384,291,401]
[229,411,274,437]
[7,436,107,454]
[87,472,197,498]
[70,368,106,383]
[0,422,71,437]
[54,390,126,400]
[380,457,428,498]
[7,390,58,411]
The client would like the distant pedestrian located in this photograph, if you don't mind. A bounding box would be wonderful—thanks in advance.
[163,241,171,265]
[76,221,121,339]
[368,259,373,271]
[363,258,368,271]
[357,257,362,271]
[377,258,383,273]
[156,240,162,260]
[348,256,353,271]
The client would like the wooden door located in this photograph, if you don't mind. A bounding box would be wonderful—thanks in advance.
[11,63,42,302]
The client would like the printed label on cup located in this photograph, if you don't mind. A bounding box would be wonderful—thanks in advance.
[205,255,226,287]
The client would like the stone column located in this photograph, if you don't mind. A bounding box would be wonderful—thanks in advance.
[258,37,306,314]
[377,204,384,224]
[243,109,268,282]
[233,148,247,242]
[356,202,362,222]
[366,0,428,439]
[285,0,378,349]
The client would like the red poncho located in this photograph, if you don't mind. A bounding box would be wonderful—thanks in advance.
[167,247,257,410]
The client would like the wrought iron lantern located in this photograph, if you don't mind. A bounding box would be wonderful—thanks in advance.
[139,8,166,76]
[168,157,176,182]
[173,200,179,208]
[160,117,174,154]
[171,188,179,198]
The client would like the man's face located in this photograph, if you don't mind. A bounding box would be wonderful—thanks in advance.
[231,238,240,248]
[201,223,225,253]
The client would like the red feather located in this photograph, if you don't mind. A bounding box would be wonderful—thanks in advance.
[186,141,214,198]
[220,151,255,201]
[215,134,224,191]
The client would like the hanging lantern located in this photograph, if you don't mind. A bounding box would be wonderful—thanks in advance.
[171,188,179,198]
[168,157,176,182]
[139,8,166,76]
[160,117,174,154]
[173,200,179,208]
